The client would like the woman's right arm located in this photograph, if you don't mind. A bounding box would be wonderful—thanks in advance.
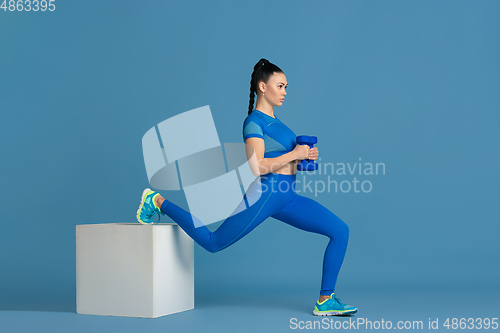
[244,137,310,176]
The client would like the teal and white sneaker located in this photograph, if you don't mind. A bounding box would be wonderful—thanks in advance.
[313,293,358,316]
[136,188,163,225]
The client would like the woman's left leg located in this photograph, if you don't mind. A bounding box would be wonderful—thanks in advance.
[270,194,350,296]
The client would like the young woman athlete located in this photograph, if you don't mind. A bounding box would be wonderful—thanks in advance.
[136,58,358,316]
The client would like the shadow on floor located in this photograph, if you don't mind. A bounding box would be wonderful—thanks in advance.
[0,298,76,313]
[194,290,345,316]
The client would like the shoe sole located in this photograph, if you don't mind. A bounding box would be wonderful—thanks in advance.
[313,308,358,316]
[137,188,154,225]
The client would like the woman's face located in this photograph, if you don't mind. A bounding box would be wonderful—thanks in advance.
[260,72,288,106]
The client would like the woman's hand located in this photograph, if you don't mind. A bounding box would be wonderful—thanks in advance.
[292,144,309,160]
[308,147,319,160]
[292,144,319,161]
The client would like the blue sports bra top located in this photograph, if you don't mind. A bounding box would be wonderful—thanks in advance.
[242,109,297,158]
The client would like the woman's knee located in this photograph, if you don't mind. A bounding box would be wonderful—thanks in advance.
[198,233,221,253]
[203,240,222,253]
[326,217,349,242]
[342,221,349,239]
[206,245,219,253]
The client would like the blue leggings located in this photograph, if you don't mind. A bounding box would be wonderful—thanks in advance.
[159,172,349,296]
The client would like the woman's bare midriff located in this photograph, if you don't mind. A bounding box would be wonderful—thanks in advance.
[271,160,298,175]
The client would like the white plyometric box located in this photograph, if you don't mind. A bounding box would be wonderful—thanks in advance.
[76,223,194,318]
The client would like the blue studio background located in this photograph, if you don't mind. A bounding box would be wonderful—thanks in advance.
[1,1,499,332]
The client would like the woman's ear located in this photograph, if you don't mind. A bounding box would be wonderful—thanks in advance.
[258,81,266,95]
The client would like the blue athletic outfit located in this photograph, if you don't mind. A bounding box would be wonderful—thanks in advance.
[158,109,350,296]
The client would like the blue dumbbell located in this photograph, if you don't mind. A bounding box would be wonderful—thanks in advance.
[296,135,318,171]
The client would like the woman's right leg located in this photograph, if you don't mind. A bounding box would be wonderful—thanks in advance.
[157,174,288,253]
[270,194,350,297]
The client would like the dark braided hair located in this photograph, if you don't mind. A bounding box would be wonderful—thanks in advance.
[248,58,284,115]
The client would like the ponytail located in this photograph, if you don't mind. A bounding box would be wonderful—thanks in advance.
[248,58,283,115]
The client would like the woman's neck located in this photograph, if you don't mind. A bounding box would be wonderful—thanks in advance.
[254,105,274,118]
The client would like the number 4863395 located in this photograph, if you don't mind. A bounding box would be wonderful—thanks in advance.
[1,0,56,11]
